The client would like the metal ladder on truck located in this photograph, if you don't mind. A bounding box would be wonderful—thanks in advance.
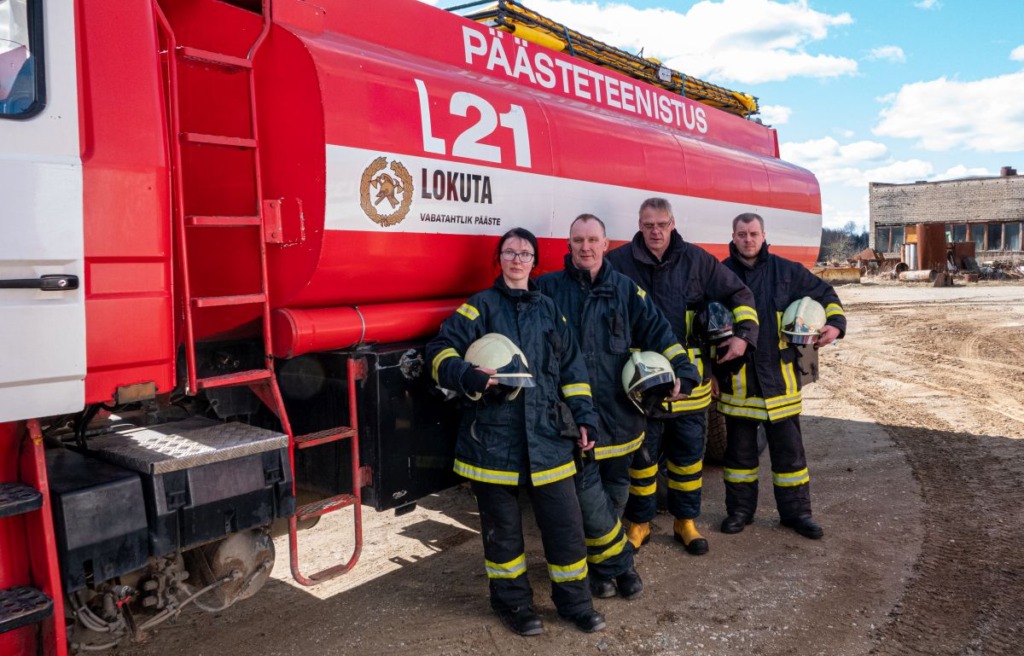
[152,0,362,585]
[0,421,66,656]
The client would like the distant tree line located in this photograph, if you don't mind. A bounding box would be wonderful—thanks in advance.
[818,222,869,263]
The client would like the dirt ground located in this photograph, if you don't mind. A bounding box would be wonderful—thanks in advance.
[119,280,1024,656]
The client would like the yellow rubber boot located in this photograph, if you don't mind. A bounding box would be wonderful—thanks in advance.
[673,519,709,555]
[625,522,651,550]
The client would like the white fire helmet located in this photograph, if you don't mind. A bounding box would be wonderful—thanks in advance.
[463,333,535,401]
[621,351,676,414]
[781,297,827,345]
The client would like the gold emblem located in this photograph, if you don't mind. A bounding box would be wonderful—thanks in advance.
[360,156,414,227]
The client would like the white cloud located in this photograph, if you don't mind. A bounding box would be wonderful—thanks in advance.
[820,199,869,231]
[873,72,1024,152]
[1011,45,1024,62]
[931,165,992,180]
[781,136,951,189]
[758,104,791,125]
[867,46,906,63]
[914,0,941,9]
[863,159,934,184]
[783,136,888,174]
[503,0,857,85]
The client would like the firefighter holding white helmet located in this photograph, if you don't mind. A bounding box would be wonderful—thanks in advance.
[426,228,606,637]
[538,214,699,601]
[715,212,846,539]
[606,198,759,557]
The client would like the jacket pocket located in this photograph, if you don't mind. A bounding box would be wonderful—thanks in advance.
[544,328,562,377]
[606,310,629,354]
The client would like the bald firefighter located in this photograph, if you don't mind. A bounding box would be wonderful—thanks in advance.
[538,214,699,599]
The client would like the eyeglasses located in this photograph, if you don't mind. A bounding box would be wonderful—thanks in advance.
[640,221,673,232]
[500,250,536,263]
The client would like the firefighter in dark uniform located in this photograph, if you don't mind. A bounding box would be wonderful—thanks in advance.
[606,198,759,555]
[715,212,847,539]
[538,214,700,600]
[426,228,606,636]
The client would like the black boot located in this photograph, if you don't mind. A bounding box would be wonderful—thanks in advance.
[721,513,754,534]
[780,515,823,539]
[615,567,644,600]
[589,576,617,599]
[559,608,606,633]
[495,606,544,636]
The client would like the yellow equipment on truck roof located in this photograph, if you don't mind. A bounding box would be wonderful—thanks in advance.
[459,0,759,118]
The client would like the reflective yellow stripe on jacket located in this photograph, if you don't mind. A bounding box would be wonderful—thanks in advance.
[732,305,758,324]
[593,432,644,460]
[431,347,459,383]
[530,460,577,486]
[453,459,519,486]
[456,303,480,321]
[662,347,712,413]
[561,383,592,398]
[717,363,803,422]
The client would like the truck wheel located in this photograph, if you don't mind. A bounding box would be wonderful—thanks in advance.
[704,408,729,464]
[704,409,767,464]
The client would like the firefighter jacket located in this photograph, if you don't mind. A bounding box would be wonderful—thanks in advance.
[427,276,600,487]
[716,242,847,422]
[606,230,759,414]
[537,256,701,461]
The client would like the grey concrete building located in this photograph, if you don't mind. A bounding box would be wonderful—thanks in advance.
[869,166,1024,263]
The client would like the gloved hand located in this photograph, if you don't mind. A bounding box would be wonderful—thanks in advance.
[579,424,599,450]
[460,367,492,394]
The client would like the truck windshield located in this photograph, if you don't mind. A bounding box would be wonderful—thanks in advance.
[0,0,41,117]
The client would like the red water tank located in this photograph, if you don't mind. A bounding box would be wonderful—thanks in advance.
[180,0,821,347]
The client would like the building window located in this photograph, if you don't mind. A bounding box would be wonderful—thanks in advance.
[969,224,986,251]
[987,223,1003,250]
[891,226,904,251]
[951,224,967,243]
[876,226,890,251]
[1007,223,1021,252]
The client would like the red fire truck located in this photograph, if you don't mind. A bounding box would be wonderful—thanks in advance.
[0,0,821,652]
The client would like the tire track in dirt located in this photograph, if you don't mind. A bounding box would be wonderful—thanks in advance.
[824,350,1024,655]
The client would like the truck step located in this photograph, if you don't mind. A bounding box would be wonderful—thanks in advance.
[181,132,257,149]
[196,369,273,391]
[0,483,42,519]
[178,46,252,70]
[295,427,356,450]
[192,293,266,309]
[296,494,357,521]
[0,586,52,635]
[85,416,287,475]
[185,214,261,227]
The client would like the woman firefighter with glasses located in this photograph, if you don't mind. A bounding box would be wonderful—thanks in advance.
[426,227,606,636]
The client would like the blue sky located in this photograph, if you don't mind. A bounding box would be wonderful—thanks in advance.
[426,0,1024,230]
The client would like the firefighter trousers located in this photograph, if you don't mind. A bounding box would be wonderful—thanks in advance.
[576,453,635,580]
[625,410,707,524]
[470,477,593,616]
[723,415,811,520]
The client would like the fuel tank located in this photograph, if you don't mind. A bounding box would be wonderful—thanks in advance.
[180,0,821,343]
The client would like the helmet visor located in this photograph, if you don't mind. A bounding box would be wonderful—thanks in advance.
[491,353,536,388]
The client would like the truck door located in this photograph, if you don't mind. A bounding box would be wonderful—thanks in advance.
[0,0,85,422]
